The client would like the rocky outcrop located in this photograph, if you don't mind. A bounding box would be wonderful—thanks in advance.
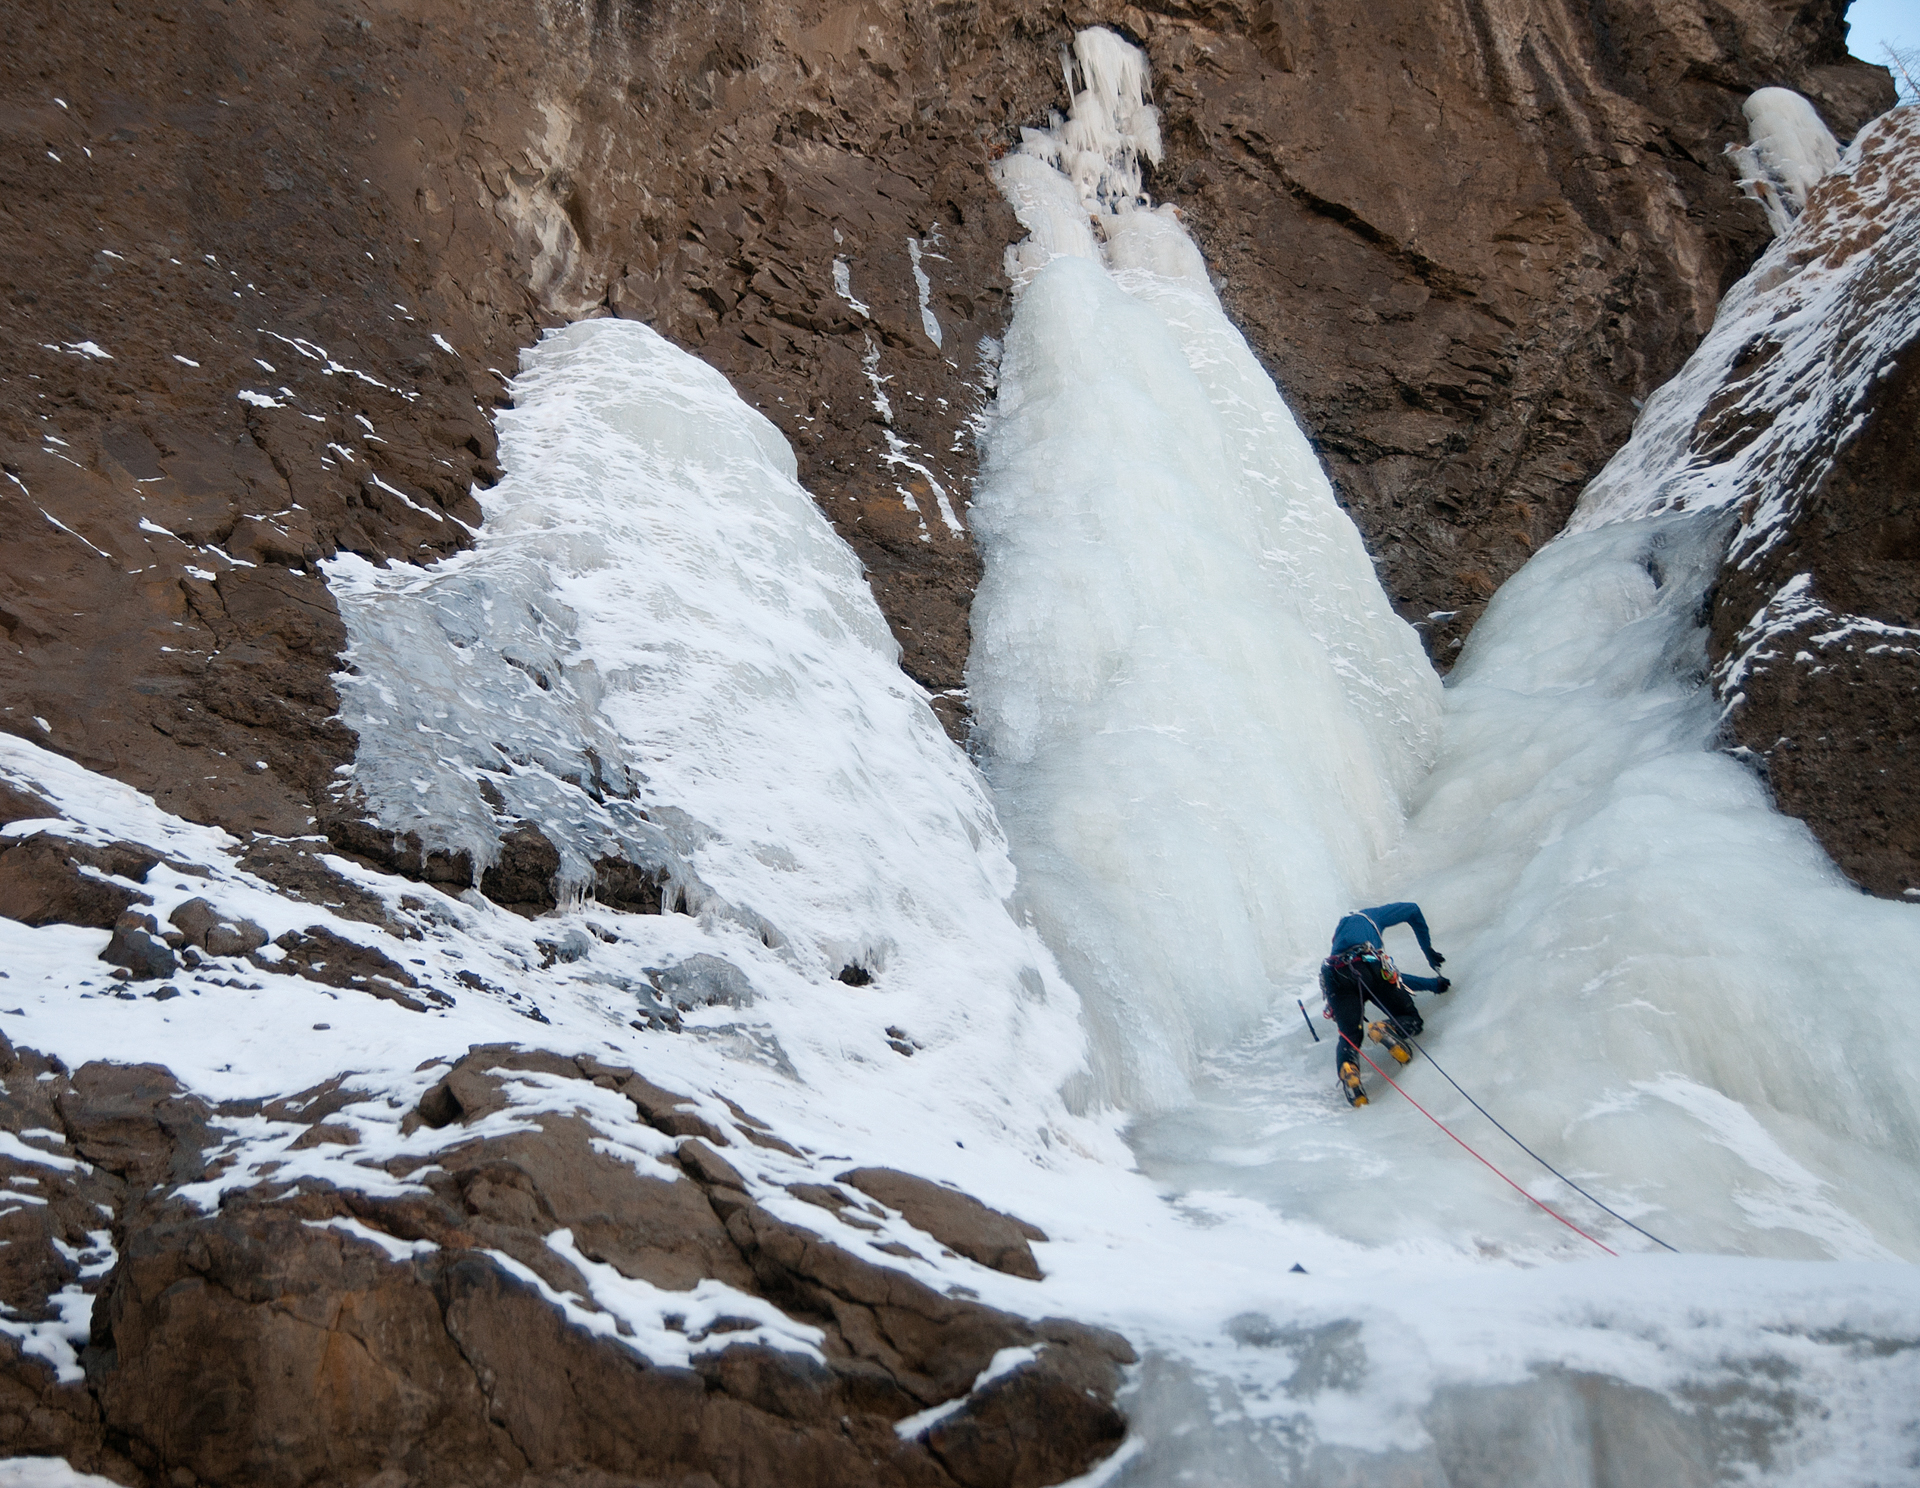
[1,0,1896,915]
[0,1040,1131,1487]
[0,835,159,930]
[1565,105,1920,897]
[1705,112,1920,898]
[837,1169,1049,1281]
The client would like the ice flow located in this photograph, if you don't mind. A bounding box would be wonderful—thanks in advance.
[969,30,1443,1112]
[328,319,1088,1148]
[978,33,1920,1263]
[1728,87,1841,236]
[1135,507,1920,1260]
[967,49,1920,1479]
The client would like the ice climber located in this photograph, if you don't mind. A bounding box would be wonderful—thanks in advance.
[1320,903,1450,1107]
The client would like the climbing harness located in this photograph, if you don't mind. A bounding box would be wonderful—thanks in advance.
[1324,944,1400,987]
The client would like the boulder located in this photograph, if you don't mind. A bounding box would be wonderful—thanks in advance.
[268,926,427,1011]
[99,914,176,980]
[0,834,156,930]
[838,1168,1048,1280]
[167,897,269,957]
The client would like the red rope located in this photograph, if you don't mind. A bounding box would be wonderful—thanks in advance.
[1341,1034,1618,1257]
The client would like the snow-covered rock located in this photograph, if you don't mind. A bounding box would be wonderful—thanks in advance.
[1576,103,1920,895]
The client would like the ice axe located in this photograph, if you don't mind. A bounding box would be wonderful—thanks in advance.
[1297,999,1320,1042]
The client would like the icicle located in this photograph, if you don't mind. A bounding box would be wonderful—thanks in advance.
[995,27,1168,285]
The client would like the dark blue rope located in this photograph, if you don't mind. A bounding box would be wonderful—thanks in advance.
[1377,1009,1680,1254]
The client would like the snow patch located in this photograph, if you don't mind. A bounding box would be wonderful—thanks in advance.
[304,1216,441,1262]
[908,238,943,348]
[894,1344,1041,1438]
[831,257,869,317]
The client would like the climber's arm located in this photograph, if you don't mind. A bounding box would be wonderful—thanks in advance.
[1358,902,1444,968]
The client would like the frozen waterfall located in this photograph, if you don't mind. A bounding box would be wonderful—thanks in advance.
[970,30,1442,1112]
[964,37,1920,1478]
[326,318,1090,1159]
[1133,506,1920,1261]
[974,25,1920,1266]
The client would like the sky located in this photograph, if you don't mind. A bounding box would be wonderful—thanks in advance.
[1848,0,1918,99]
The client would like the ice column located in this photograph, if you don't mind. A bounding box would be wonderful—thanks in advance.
[969,29,1443,1111]
[1728,87,1841,235]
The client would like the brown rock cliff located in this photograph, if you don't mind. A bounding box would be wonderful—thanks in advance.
[1700,108,1920,896]
[1,0,1894,913]
[1149,0,1892,658]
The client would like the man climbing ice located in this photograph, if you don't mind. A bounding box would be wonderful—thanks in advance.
[1319,903,1451,1106]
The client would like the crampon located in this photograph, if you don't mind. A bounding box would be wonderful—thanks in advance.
[1368,1019,1414,1065]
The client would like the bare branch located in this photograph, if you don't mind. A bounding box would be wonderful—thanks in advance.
[1880,42,1920,106]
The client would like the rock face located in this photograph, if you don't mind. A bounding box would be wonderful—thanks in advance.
[1,0,1896,913]
[0,1041,1131,1487]
[1149,0,1892,661]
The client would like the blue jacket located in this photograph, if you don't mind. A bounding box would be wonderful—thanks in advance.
[1329,903,1445,991]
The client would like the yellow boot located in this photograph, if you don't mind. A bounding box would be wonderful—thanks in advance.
[1339,1060,1368,1106]
[1368,1020,1413,1064]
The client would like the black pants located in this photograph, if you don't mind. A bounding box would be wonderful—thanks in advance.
[1320,961,1422,1076]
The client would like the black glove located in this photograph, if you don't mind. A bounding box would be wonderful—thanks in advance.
[1429,951,1446,968]
[1433,976,1451,994]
